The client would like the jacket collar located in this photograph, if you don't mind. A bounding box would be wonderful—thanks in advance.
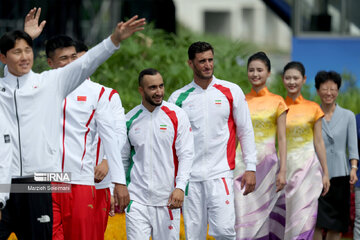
[2,70,34,90]
[140,101,164,114]
[322,104,342,142]
[191,75,218,91]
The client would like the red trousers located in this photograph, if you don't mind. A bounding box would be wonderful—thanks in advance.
[95,188,111,240]
[52,184,96,240]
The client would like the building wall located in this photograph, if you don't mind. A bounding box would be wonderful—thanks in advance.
[173,0,292,51]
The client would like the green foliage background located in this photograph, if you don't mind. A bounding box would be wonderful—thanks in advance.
[92,26,360,115]
[90,25,256,112]
[3,25,358,114]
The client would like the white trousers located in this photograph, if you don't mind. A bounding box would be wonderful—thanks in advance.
[125,200,180,240]
[183,177,236,240]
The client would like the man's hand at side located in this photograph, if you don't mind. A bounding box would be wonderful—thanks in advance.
[167,188,184,209]
[113,184,130,213]
[94,159,109,183]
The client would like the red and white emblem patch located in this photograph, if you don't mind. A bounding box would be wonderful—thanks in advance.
[77,96,87,101]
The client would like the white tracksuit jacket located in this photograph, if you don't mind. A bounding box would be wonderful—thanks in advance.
[122,101,194,206]
[61,80,126,185]
[0,36,119,178]
[95,87,126,190]
[168,76,257,181]
[0,113,12,208]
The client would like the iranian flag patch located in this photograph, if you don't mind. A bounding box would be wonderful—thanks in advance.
[160,124,167,131]
[215,100,222,105]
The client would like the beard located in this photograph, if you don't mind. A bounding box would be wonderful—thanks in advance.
[144,93,163,106]
[193,65,213,80]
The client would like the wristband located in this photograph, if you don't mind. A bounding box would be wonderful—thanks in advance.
[351,165,358,169]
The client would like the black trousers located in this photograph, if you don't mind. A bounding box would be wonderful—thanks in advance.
[0,178,53,240]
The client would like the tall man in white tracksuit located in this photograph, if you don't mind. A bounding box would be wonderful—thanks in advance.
[0,10,145,239]
[46,36,127,240]
[122,68,194,240]
[75,42,124,240]
[168,41,257,240]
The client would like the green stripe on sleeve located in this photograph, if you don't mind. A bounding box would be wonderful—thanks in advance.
[126,200,134,213]
[185,182,190,196]
[175,87,195,107]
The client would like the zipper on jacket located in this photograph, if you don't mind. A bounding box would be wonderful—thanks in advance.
[204,90,209,179]
[14,78,22,176]
[149,113,154,201]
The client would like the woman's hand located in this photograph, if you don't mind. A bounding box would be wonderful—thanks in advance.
[276,170,286,192]
[322,174,330,196]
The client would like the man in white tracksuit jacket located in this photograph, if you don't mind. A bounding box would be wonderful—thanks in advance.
[93,86,125,239]
[122,68,194,240]
[74,43,126,239]
[168,41,257,240]
[0,12,144,239]
[45,36,127,240]
[0,112,12,222]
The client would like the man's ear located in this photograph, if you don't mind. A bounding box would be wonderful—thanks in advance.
[187,59,192,68]
[138,86,143,96]
[47,58,54,68]
[0,53,7,65]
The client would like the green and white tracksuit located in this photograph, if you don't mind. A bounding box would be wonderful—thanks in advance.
[122,101,194,240]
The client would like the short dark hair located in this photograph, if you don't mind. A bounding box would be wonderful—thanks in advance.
[188,41,214,60]
[315,70,342,90]
[75,41,88,53]
[0,30,33,55]
[138,68,159,86]
[45,35,76,58]
[283,61,305,77]
[247,51,271,72]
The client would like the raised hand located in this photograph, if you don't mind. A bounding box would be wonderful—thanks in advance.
[110,15,146,46]
[24,7,46,40]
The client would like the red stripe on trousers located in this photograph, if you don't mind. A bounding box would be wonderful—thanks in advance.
[168,208,174,220]
[222,178,230,195]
